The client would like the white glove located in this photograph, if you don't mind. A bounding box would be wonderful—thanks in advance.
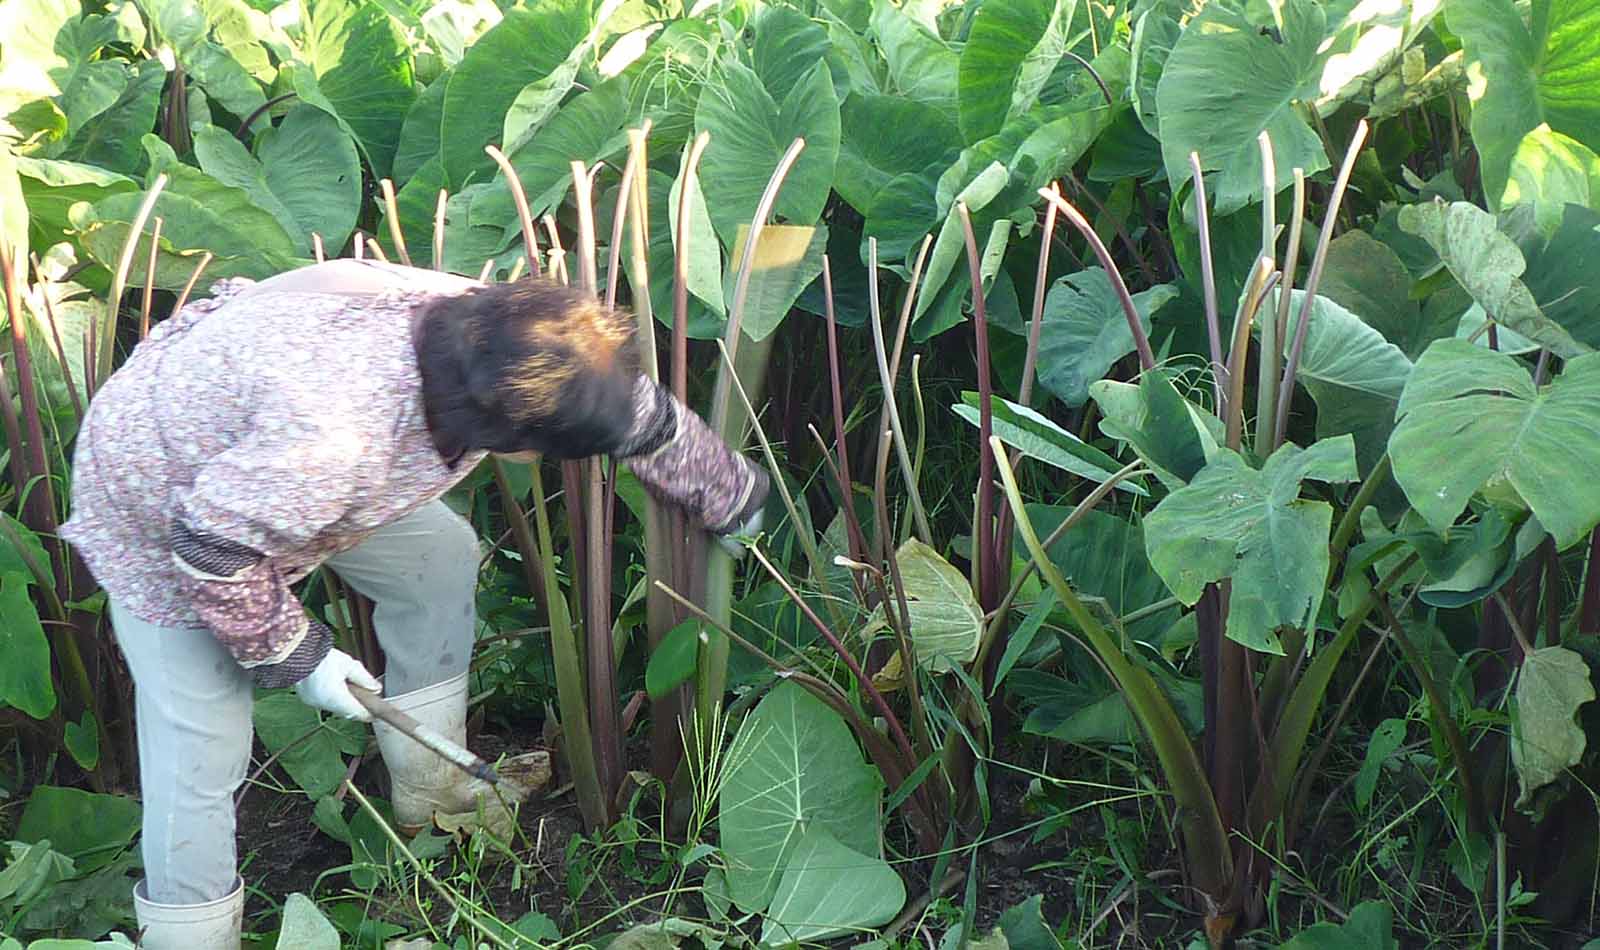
[294,649,382,722]
[718,507,764,558]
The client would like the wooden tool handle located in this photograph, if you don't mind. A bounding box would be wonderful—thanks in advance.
[349,684,509,790]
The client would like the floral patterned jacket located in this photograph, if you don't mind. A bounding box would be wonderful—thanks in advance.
[61,261,766,687]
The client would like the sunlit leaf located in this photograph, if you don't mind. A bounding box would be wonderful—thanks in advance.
[1155,0,1330,214]
[724,223,825,342]
[1501,124,1600,238]
[869,0,959,109]
[1446,0,1600,212]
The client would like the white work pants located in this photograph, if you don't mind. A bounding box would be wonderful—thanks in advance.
[108,501,480,905]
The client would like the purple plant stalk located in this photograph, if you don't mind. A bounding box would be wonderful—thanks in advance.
[1274,120,1370,449]
[1037,189,1155,372]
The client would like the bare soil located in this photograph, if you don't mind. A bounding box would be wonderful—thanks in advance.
[232,718,1103,945]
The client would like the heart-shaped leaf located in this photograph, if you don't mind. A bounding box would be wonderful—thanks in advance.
[1398,199,1588,359]
[1512,645,1596,809]
[1446,0,1600,212]
[695,59,841,247]
[1266,289,1414,474]
[297,0,415,177]
[71,135,301,287]
[1145,437,1360,653]
[1155,0,1330,215]
[1033,267,1179,408]
[835,93,961,214]
[868,0,959,109]
[438,0,592,187]
[719,680,883,912]
[276,893,340,950]
[1389,338,1600,548]
[759,826,905,946]
[194,104,360,255]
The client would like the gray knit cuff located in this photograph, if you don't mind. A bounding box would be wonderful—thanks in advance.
[172,519,264,580]
[249,621,334,689]
[614,375,678,459]
[626,397,770,535]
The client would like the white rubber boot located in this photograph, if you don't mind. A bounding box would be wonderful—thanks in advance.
[373,672,516,839]
[132,876,243,949]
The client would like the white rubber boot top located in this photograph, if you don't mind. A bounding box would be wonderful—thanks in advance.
[132,877,243,950]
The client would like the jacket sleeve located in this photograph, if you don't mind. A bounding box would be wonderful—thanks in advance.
[610,375,769,536]
[171,412,373,687]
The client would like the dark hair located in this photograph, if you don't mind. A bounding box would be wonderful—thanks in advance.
[413,277,641,466]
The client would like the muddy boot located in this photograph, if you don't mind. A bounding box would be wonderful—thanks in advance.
[373,672,518,840]
[132,876,243,950]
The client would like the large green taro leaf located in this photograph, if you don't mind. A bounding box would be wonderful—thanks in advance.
[1033,267,1178,408]
[0,572,54,720]
[469,80,630,252]
[1388,337,1600,549]
[71,135,301,288]
[296,0,415,179]
[868,0,959,109]
[957,0,1077,143]
[759,827,905,946]
[1398,199,1588,359]
[1445,0,1600,213]
[138,0,265,121]
[1265,288,1414,475]
[1089,370,1220,490]
[1501,125,1600,238]
[193,104,359,255]
[694,59,840,248]
[1145,437,1360,654]
[438,0,591,188]
[1155,0,1330,215]
[718,680,884,914]
[835,93,961,214]
[15,785,140,872]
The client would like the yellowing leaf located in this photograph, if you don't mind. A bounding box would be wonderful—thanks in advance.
[1512,645,1596,810]
[864,538,983,673]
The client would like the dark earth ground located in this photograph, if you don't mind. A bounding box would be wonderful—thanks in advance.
[232,720,1097,946]
[231,718,1598,948]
